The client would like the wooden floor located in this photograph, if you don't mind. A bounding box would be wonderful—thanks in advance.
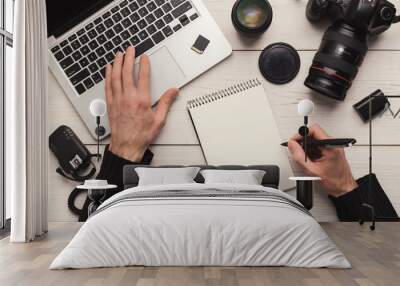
[0,223,399,286]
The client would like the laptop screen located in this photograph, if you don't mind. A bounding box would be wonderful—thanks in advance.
[46,0,113,37]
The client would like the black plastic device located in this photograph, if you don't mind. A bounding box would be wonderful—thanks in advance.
[353,89,390,122]
[281,138,357,148]
[49,125,96,182]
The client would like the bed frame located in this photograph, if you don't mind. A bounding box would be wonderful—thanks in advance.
[123,165,280,189]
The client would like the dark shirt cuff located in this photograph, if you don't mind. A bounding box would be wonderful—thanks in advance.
[330,174,398,221]
[97,145,153,187]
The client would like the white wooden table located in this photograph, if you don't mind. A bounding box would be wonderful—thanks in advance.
[48,0,400,222]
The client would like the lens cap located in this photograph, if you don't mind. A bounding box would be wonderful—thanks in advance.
[259,43,301,84]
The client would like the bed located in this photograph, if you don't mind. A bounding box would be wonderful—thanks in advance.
[50,165,351,269]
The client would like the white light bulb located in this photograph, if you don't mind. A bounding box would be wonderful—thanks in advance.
[298,99,314,117]
[90,99,107,117]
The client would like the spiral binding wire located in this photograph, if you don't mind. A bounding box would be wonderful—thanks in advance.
[187,78,262,109]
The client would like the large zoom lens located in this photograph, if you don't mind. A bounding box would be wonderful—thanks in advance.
[304,22,369,100]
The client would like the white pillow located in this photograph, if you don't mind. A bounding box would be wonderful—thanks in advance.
[200,169,266,185]
[136,167,201,186]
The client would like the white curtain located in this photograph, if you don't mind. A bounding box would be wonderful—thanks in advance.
[8,0,48,242]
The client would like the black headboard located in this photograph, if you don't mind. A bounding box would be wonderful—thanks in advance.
[123,165,280,189]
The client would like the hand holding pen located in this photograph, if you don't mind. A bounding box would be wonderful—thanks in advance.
[287,124,358,197]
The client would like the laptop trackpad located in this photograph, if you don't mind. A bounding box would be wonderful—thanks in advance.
[134,47,186,104]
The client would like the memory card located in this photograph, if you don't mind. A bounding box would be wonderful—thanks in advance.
[191,35,210,54]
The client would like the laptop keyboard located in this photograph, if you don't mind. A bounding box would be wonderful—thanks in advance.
[50,0,199,95]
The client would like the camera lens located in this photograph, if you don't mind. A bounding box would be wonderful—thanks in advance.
[304,22,368,100]
[380,6,393,21]
[231,0,273,35]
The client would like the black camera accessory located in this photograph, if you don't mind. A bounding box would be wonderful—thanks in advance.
[231,0,273,35]
[258,43,300,84]
[304,0,400,101]
[353,89,390,122]
[49,125,96,182]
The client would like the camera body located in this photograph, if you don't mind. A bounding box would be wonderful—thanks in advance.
[305,0,398,100]
[306,0,396,35]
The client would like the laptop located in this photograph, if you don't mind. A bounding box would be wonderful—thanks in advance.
[46,0,232,139]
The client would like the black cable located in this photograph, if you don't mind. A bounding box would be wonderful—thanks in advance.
[359,94,376,230]
[96,116,100,162]
[56,161,97,182]
[56,168,81,182]
[393,15,400,24]
[67,188,87,216]
[368,96,375,230]
[359,95,376,230]
[57,161,97,218]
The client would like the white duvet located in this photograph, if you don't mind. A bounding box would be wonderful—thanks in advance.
[50,183,351,269]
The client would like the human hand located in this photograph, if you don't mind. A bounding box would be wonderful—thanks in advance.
[288,124,358,197]
[105,47,179,162]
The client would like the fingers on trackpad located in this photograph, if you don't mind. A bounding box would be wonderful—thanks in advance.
[134,47,186,103]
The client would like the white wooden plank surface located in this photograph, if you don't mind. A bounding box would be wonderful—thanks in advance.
[49,51,400,145]
[47,0,400,222]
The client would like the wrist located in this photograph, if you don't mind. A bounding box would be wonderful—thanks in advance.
[335,177,358,198]
[109,143,147,163]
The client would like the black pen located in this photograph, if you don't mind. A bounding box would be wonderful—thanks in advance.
[281,138,357,148]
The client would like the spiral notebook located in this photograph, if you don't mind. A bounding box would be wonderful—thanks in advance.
[187,79,294,191]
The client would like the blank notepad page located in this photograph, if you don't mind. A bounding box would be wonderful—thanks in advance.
[188,79,294,190]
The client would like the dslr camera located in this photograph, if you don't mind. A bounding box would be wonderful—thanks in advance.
[305,0,400,100]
